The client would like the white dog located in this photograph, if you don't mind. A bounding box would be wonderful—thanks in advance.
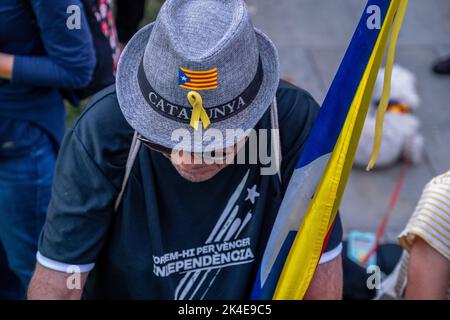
[354,65,424,169]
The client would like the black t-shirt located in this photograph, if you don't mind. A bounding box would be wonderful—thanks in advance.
[38,81,342,299]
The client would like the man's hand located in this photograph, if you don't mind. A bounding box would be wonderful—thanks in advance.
[304,255,343,300]
[28,263,89,300]
[405,237,449,300]
[0,53,14,80]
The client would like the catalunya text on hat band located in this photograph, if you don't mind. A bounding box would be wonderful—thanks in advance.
[137,57,264,124]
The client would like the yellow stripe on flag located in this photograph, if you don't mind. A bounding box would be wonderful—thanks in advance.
[367,0,409,171]
[180,84,218,90]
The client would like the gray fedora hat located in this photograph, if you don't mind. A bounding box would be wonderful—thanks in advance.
[116,0,280,152]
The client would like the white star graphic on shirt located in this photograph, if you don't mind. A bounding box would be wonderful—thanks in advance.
[181,76,187,81]
[245,185,260,204]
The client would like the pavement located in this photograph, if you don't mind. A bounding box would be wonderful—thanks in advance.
[247,0,450,241]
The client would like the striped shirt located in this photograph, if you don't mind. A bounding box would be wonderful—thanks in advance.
[398,170,450,299]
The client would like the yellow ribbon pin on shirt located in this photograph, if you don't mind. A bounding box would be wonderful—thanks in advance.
[187,91,211,130]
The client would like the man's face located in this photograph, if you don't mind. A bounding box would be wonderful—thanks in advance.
[162,142,245,183]
[164,152,230,182]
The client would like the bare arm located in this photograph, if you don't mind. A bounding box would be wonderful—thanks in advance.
[404,237,449,300]
[0,53,13,80]
[28,263,89,300]
[304,255,343,300]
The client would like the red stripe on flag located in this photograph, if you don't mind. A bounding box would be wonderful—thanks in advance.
[321,221,336,255]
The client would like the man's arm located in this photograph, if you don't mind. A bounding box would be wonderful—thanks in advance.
[12,0,95,88]
[404,237,449,300]
[0,53,13,79]
[28,263,89,300]
[303,255,343,300]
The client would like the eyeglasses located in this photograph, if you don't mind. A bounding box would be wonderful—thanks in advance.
[137,136,173,155]
[137,135,239,162]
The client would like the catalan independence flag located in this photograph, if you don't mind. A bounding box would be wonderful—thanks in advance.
[178,67,218,90]
[251,0,408,300]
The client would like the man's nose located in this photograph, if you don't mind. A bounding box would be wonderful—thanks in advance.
[171,151,204,167]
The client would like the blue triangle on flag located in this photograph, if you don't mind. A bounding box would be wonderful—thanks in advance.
[178,69,190,85]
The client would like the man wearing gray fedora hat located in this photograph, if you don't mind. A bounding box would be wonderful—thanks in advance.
[28,0,343,300]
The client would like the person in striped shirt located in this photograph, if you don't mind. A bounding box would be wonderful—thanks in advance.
[398,170,450,300]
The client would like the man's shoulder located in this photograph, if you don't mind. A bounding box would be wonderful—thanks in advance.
[72,84,133,144]
[69,85,134,171]
[276,79,320,122]
[275,80,320,158]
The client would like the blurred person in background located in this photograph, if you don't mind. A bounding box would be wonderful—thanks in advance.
[115,0,147,47]
[432,56,450,75]
[398,170,450,300]
[0,0,95,298]
[380,170,450,300]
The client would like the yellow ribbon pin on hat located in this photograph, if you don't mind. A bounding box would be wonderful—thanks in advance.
[187,91,211,130]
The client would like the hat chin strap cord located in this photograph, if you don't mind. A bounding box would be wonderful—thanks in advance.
[270,97,282,183]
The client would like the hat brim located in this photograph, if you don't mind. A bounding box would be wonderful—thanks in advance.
[116,23,280,152]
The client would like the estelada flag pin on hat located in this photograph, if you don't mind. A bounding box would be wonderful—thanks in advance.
[178,66,218,130]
